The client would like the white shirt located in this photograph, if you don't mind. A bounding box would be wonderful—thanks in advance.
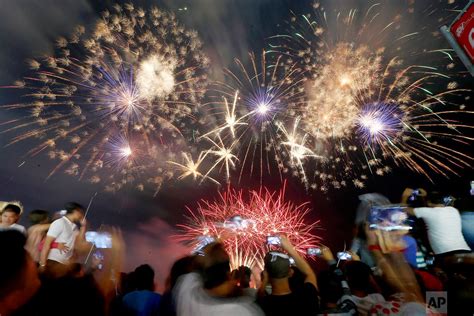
[414,206,471,254]
[341,293,385,316]
[0,223,27,235]
[174,273,263,316]
[46,216,78,264]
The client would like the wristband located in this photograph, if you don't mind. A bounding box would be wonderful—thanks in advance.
[368,245,382,251]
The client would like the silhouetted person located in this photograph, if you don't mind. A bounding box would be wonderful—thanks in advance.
[0,230,41,316]
[158,256,195,316]
[122,264,162,316]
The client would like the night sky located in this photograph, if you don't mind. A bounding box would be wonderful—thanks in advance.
[0,0,473,289]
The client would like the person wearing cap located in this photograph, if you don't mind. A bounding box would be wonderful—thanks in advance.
[257,235,319,315]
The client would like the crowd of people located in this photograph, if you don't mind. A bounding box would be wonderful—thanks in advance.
[0,186,473,316]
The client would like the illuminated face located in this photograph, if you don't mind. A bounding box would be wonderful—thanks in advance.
[1,211,19,226]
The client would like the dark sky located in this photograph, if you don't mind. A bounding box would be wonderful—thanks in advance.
[0,0,473,285]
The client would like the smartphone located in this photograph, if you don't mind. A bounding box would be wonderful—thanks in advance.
[266,236,281,245]
[443,196,454,206]
[93,251,104,270]
[307,247,322,256]
[408,189,420,201]
[337,251,352,260]
[425,256,435,266]
[368,205,411,231]
[85,231,112,249]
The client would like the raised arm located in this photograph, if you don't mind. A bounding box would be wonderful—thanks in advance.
[280,235,317,288]
[366,226,423,302]
[320,246,351,296]
[400,188,413,205]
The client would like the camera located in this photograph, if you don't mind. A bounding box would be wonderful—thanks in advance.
[266,236,281,245]
[368,205,411,231]
[408,189,420,201]
[93,251,104,270]
[307,247,322,256]
[443,195,454,206]
[337,251,352,260]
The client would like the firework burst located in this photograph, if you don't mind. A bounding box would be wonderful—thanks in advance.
[269,2,473,191]
[177,183,320,270]
[1,4,209,194]
[199,51,309,184]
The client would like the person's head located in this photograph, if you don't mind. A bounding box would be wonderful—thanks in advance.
[64,202,84,222]
[134,264,155,291]
[0,230,41,315]
[233,265,252,288]
[120,271,136,295]
[264,251,291,280]
[343,261,377,294]
[28,210,50,226]
[202,243,231,290]
[317,270,344,307]
[1,204,22,226]
[426,191,447,207]
[288,266,305,292]
[407,191,427,208]
[165,255,196,291]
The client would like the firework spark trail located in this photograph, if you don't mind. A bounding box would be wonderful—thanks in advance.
[201,134,239,183]
[177,182,320,270]
[167,151,219,184]
[0,4,210,193]
[267,2,473,191]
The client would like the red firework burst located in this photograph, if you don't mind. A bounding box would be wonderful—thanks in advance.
[177,182,320,269]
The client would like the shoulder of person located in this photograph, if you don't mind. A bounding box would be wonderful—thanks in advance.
[413,207,431,217]
[12,223,26,233]
[174,272,202,296]
[52,216,66,225]
[48,218,65,230]
[445,206,460,212]
[302,280,319,294]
